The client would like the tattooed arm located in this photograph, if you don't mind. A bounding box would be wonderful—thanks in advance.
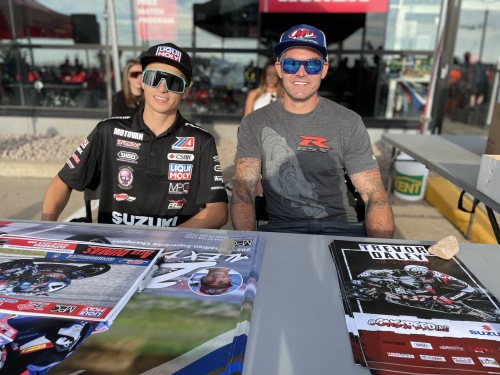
[230,157,262,231]
[350,168,394,238]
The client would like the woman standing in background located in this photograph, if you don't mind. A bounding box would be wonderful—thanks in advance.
[111,58,144,117]
[243,57,283,116]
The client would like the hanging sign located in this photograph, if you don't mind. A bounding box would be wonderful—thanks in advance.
[136,0,177,41]
[260,0,388,13]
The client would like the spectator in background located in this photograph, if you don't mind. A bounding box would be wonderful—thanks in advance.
[111,58,144,117]
[243,60,257,91]
[470,59,489,110]
[243,57,283,116]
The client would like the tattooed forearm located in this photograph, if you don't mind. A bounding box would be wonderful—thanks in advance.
[350,168,395,238]
[350,169,384,201]
[230,157,262,231]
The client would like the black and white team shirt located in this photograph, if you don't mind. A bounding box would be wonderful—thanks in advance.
[59,111,228,227]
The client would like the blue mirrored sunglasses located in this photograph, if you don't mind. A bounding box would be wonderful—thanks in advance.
[279,58,325,75]
[141,69,187,93]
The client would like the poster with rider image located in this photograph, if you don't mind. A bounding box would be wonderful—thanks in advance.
[0,220,265,375]
[0,231,163,322]
[330,240,500,374]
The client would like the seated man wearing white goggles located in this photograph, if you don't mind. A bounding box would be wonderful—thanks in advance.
[42,43,228,229]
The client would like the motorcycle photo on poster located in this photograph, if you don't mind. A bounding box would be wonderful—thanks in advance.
[330,240,500,374]
[331,240,500,322]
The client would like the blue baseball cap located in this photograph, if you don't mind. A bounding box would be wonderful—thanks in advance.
[274,24,328,60]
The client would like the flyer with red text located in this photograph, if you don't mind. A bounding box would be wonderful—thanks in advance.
[330,240,500,374]
[0,220,265,375]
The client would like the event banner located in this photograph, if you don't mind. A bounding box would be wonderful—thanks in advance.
[330,239,500,374]
[0,220,265,375]
[136,0,177,41]
[259,0,389,14]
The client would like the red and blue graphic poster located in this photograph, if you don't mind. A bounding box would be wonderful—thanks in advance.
[0,221,265,375]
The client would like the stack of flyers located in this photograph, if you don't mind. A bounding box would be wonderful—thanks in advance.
[0,226,163,322]
[330,239,500,375]
[0,221,265,375]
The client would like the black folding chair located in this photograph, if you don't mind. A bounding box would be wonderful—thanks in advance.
[70,186,100,223]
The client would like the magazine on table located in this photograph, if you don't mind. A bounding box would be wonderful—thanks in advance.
[0,220,265,375]
[330,239,500,375]
[0,230,163,321]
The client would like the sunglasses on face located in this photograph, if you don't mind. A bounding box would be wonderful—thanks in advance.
[129,71,142,79]
[141,69,187,93]
[279,58,325,75]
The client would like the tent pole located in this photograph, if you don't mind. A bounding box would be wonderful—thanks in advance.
[104,1,112,116]
[107,0,122,93]
[7,0,26,106]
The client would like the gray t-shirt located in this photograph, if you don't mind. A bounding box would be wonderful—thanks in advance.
[236,97,378,223]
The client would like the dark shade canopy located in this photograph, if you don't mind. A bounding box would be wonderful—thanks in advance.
[193,0,365,44]
[0,0,73,39]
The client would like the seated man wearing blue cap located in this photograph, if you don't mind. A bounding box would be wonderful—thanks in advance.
[42,43,228,229]
[230,25,394,238]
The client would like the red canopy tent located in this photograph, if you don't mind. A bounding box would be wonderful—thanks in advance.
[0,0,73,39]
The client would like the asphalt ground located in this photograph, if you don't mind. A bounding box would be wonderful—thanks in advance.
[0,176,86,222]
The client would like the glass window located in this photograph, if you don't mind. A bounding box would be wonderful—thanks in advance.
[365,13,387,51]
[385,0,440,51]
[180,52,259,117]
[442,1,500,134]
[377,53,432,119]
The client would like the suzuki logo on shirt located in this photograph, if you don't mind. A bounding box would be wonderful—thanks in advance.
[297,135,330,152]
[169,163,193,180]
[172,137,195,151]
[112,211,178,227]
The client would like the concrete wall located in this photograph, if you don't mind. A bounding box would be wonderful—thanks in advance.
[0,116,240,182]
[0,116,97,136]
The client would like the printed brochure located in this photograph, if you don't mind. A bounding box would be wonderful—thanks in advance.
[0,220,265,375]
[330,239,500,374]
